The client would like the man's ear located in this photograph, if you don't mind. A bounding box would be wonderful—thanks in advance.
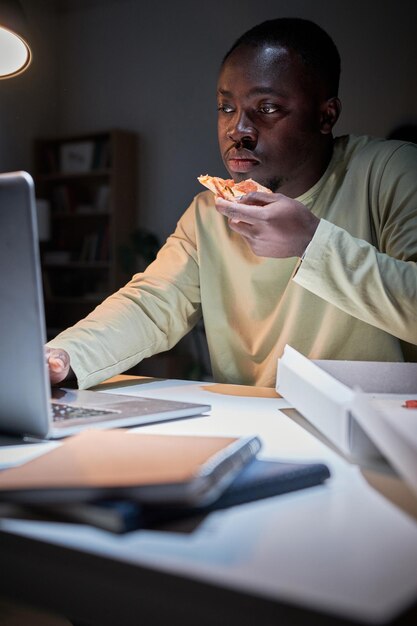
[320,97,341,134]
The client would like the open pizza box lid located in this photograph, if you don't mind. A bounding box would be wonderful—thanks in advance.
[276,345,417,474]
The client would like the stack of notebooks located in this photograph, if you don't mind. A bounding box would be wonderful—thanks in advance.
[0,430,330,533]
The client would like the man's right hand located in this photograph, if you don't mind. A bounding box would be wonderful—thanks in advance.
[215,192,320,259]
[45,347,71,385]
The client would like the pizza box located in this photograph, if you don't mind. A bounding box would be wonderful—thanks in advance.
[276,345,417,464]
[350,392,417,495]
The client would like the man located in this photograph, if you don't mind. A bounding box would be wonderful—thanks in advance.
[47,18,417,389]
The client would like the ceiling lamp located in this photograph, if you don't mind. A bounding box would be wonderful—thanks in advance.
[0,1,32,79]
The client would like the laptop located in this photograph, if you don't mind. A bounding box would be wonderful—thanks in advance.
[0,171,210,439]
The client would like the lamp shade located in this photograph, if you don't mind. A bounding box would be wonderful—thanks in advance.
[0,0,31,78]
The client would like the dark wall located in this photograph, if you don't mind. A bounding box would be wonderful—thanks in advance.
[1,0,416,242]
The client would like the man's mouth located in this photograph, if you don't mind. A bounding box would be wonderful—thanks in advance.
[226,150,260,174]
[227,158,259,174]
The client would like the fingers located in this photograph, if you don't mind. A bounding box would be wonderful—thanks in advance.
[226,218,253,237]
[215,191,285,222]
[216,190,320,258]
[45,347,71,385]
[237,191,281,206]
[215,197,261,224]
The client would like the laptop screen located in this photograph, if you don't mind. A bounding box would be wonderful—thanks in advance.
[0,171,52,437]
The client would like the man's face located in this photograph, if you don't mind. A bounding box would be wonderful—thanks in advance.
[217,44,330,196]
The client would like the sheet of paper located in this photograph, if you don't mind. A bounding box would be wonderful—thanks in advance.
[0,442,58,470]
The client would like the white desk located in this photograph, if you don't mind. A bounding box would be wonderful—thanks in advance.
[1,377,417,626]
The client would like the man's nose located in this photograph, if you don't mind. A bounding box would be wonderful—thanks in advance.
[226,111,257,145]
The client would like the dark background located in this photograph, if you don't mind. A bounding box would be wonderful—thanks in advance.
[1,0,416,243]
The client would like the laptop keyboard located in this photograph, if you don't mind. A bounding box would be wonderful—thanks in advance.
[52,402,118,422]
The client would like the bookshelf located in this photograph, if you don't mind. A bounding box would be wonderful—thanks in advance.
[34,130,137,338]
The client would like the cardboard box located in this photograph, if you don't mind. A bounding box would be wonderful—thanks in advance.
[350,392,417,495]
[276,345,417,464]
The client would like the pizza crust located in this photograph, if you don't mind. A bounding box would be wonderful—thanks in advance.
[198,175,272,200]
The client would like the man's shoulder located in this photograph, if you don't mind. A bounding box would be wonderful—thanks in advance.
[335,134,417,170]
[175,188,222,235]
[178,189,215,219]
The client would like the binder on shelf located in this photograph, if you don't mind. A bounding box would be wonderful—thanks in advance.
[50,185,75,214]
[91,139,111,170]
[42,145,59,174]
[93,184,110,212]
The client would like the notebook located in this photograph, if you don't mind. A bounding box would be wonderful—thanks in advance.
[0,171,210,440]
[0,429,262,506]
[6,456,330,533]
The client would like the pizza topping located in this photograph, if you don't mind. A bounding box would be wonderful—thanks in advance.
[198,174,271,200]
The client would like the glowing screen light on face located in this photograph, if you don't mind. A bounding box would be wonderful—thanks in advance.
[0,25,31,78]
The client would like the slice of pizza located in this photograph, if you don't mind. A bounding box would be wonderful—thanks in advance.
[198,175,272,200]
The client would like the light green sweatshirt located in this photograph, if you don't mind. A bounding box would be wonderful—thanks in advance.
[48,135,417,389]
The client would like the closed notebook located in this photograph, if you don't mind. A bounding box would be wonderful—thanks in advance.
[0,429,261,506]
[24,458,331,533]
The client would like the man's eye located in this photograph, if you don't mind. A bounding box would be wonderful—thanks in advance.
[217,103,234,113]
[258,104,279,114]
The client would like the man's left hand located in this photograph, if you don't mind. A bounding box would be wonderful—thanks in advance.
[215,192,320,258]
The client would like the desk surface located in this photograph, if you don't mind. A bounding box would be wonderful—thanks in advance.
[1,377,417,626]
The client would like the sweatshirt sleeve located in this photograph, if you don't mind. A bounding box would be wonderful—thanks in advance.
[293,144,417,345]
[47,202,202,389]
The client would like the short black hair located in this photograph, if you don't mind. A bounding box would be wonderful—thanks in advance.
[223,18,341,97]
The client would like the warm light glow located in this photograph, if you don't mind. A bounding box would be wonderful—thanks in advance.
[0,25,31,78]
